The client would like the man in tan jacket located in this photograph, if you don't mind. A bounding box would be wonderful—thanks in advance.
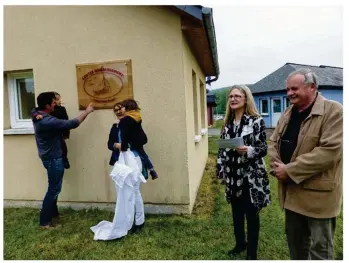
[268,68,342,260]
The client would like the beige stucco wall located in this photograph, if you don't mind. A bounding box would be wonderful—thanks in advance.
[4,6,200,209]
[182,36,208,209]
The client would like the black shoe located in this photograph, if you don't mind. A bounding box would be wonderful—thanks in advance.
[246,247,257,260]
[130,222,145,234]
[246,254,257,260]
[228,243,247,257]
[52,214,66,223]
[40,223,62,229]
[149,169,159,180]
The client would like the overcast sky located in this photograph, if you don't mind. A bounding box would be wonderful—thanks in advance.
[209,5,343,90]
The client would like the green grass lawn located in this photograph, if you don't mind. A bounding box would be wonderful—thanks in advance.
[3,137,343,260]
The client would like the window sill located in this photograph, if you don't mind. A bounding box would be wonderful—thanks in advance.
[3,128,35,135]
[194,135,202,143]
[200,128,208,136]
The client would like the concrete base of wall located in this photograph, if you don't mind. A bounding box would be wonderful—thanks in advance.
[4,200,191,215]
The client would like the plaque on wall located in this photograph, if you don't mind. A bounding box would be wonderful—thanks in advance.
[76,60,133,110]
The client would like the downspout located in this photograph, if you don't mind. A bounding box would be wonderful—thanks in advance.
[202,7,220,84]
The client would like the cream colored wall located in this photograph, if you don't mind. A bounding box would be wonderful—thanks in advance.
[181,35,208,209]
[4,6,191,205]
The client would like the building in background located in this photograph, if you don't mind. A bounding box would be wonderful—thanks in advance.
[210,63,342,129]
[3,5,219,214]
[250,63,342,128]
[206,90,217,126]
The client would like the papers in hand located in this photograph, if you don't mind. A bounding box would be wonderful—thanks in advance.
[216,137,244,149]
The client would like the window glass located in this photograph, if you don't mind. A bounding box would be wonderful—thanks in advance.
[261,99,268,114]
[16,78,35,119]
[273,99,282,113]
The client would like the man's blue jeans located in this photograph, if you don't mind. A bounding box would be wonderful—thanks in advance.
[40,158,65,226]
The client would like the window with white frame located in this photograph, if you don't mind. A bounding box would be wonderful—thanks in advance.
[260,99,269,115]
[7,71,35,129]
[284,96,291,109]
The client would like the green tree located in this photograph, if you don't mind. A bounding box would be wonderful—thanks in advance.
[214,90,229,115]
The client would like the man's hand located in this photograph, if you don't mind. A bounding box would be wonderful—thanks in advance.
[236,146,248,156]
[86,103,94,114]
[273,161,289,181]
[77,103,94,124]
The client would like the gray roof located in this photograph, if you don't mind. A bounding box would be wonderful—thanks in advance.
[206,90,217,105]
[174,5,204,21]
[250,63,343,94]
[207,93,216,104]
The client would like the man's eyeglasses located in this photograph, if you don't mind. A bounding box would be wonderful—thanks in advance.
[229,94,244,100]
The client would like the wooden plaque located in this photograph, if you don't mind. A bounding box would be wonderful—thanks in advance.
[76,60,133,110]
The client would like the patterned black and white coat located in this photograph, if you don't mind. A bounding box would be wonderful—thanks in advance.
[216,114,271,210]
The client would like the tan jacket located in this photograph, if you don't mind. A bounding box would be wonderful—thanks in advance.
[268,94,342,218]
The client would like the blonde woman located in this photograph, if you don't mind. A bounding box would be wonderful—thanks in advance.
[216,85,270,260]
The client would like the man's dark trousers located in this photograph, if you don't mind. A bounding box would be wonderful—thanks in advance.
[285,209,336,260]
[40,158,65,226]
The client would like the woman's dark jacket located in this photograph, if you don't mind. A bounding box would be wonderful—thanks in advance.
[118,116,147,152]
[107,123,120,166]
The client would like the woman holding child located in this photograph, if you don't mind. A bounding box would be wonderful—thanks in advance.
[107,99,158,234]
[216,85,270,260]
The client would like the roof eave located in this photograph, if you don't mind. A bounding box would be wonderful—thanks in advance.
[202,7,219,84]
[168,6,219,82]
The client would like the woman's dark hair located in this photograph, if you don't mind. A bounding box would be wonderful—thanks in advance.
[53,91,60,97]
[37,92,56,110]
[121,99,141,111]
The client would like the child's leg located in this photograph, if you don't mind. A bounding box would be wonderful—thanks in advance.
[136,146,159,180]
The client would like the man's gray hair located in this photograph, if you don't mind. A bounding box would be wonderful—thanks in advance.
[287,68,318,89]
